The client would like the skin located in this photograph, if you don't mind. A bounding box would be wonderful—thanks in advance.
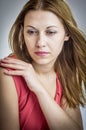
[0,10,83,130]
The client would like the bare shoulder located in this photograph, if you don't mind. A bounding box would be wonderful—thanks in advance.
[0,67,17,94]
[61,96,83,130]
[0,67,18,108]
[0,67,19,130]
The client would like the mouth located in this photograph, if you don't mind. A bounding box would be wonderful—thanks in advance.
[34,51,50,56]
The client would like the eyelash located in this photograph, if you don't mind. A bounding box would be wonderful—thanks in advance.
[46,31,57,35]
[27,30,57,36]
[27,30,38,35]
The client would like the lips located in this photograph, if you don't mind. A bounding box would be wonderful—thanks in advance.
[35,51,50,56]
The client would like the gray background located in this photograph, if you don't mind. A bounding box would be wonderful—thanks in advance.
[0,0,86,129]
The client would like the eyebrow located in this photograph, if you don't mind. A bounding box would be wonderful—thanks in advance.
[25,25,58,29]
[25,25,37,29]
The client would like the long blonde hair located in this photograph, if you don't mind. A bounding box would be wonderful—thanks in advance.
[9,0,86,107]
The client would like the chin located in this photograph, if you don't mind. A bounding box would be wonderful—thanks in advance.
[34,59,51,65]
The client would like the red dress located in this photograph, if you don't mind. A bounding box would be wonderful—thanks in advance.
[12,74,62,130]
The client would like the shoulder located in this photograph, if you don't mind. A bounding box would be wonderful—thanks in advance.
[0,67,18,98]
[0,67,13,83]
[7,53,18,59]
[0,67,18,109]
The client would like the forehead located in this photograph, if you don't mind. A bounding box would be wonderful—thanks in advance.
[24,10,64,28]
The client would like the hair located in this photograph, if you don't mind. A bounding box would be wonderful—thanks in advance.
[9,0,86,108]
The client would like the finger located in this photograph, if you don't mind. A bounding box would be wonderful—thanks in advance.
[3,69,24,76]
[0,62,25,70]
[1,58,28,66]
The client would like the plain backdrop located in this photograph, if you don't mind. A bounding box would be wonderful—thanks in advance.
[0,0,86,130]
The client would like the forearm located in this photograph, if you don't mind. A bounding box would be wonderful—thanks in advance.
[35,88,82,130]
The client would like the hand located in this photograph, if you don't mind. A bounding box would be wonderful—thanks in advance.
[0,57,43,93]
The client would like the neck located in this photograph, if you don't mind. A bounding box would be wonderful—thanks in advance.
[32,62,55,76]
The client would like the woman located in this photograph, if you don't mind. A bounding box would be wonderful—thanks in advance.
[0,0,86,130]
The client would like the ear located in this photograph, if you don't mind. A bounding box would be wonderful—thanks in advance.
[64,34,70,41]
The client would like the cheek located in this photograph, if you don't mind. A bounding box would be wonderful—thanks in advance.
[57,43,63,53]
[52,39,64,56]
[24,36,34,50]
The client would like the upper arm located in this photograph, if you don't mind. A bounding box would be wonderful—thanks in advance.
[0,68,20,130]
[61,97,83,130]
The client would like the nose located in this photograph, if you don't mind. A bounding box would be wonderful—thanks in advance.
[36,33,46,48]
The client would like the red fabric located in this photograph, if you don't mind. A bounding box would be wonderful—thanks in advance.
[12,74,62,130]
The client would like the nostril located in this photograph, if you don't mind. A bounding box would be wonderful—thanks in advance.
[36,44,46,48]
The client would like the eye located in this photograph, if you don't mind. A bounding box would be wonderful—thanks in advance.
[46,30,57,36]
[27,30,38,36]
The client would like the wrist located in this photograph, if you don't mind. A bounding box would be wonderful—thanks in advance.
[34,84,46,98]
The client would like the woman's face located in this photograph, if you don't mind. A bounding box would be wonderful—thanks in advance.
[23,10,69,65]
